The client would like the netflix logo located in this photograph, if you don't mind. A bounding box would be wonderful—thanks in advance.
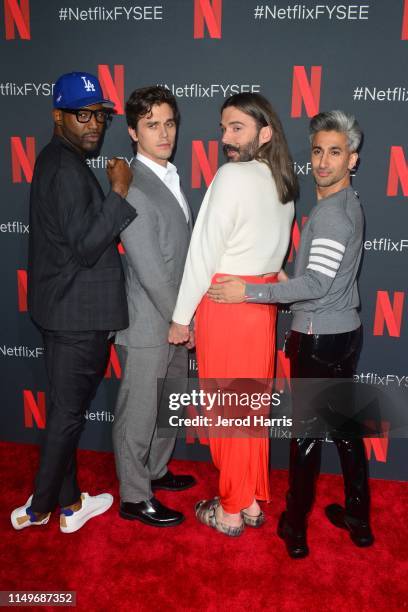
[0,344,43,358]
[364,237,408,254]
[354,372,408,388]
[191,140,219,188]
[85,410,114,423]
[364,434,389,463]
[10,136,35,183]
[4,0,30,40]
[23,389,46,429]
[158,83,261,99]
[402,0,408,39]
[288,216,308,263]
[387,146,408,197]
[98,64,124,115]
[291,66,322,118]
[373,290,405,338]
[104,344,122,379]
[194,0,222,39]
[17,269,27,312]
[353,373,406,463]
[0,82,54,97]
[0,220,29,235]
[23,389,115,430]
[57,6,163,22]
[253,4,370,21]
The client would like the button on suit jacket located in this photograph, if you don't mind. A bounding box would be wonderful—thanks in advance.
[28,135,137,331]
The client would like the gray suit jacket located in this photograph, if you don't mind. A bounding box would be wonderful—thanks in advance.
[115,158,192,348]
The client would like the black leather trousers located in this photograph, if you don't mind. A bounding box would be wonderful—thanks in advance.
[284,327,370,532]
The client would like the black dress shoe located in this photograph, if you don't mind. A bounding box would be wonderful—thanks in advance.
[277,512,309,559]
[325,503,374,547]
[119,497,184,527]
[151,470,196,492]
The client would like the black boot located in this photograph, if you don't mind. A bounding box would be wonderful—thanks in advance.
[277,511,308,559]
[278,437,322,559]
[326,438,374,546]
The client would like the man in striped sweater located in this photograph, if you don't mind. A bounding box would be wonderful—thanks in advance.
[208,110,374,558]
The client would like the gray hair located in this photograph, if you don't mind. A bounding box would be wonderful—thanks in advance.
[309,110,363,152]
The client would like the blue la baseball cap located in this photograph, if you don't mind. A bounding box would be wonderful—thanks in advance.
[53,71,114,109]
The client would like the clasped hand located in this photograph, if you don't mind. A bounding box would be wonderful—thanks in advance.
[168,322,195,348]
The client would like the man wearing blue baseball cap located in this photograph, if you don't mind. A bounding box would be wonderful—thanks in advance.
[11,72,137,533]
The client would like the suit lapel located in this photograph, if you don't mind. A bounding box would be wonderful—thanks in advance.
[132,159,190,227]
[181,188,193,233]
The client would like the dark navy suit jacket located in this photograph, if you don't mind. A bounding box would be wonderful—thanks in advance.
[28,135,136,331]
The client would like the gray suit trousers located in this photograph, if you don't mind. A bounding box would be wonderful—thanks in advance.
[113,343,187,503]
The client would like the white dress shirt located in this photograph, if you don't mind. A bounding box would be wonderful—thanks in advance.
[136,153,189,222]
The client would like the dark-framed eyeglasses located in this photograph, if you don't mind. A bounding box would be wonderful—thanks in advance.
[62,108,113,125]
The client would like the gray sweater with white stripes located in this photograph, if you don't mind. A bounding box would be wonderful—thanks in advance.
[246,186,364,334]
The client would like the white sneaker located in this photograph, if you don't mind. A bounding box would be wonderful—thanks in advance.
[11,495,51,530]
[60,492,113,533]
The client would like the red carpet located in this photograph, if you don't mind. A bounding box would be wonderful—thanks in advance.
[0,441,407,611]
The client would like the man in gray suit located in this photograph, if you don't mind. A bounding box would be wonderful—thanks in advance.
[113,86,196,527]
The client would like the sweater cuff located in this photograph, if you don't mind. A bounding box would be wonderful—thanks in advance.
[245,283,275,304]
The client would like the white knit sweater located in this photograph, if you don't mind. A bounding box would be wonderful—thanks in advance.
[172,159,294,325]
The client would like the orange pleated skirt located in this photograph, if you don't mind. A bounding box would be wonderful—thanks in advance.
[195,273,278,513]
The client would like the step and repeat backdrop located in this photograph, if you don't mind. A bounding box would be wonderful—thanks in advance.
[1,0,407,480]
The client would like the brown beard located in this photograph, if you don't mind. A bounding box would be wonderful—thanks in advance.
[222,133,260,162]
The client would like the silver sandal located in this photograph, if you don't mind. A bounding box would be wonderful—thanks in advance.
[195,497,244,537]
[241,509,266,528]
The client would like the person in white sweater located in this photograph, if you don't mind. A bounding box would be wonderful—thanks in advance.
[168,93,298,536]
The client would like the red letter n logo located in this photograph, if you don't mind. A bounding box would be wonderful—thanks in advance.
[373,291,405,337]
[4,0,30,40]
[275,349,291,392]
[288,216,308,263]
[402,0,408,39]
[98,64,124,115]
[386,146,408,196]
[191,140,218,188]
[194,0,222,39]
[23,390,46,429]
[104,344,122,379]
[11,136,35,183]
[17,269,27,312]
[291,66,322,118]
[364,423,390,463]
